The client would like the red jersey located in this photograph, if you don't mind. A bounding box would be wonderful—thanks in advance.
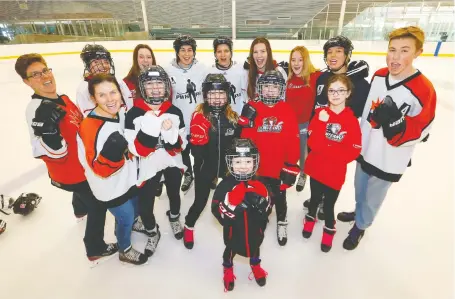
[285,71,321,123]
[123,78,138,99]
[241,101,300,179]
[25,94,86,190]
[304,107,361,190]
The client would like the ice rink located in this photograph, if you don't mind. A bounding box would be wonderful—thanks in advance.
[0,47,453,299]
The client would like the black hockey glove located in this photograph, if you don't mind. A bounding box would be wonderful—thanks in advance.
[278,61,289,75]
[100,131,128,162]
[243,56,250,70]
[32,100,66,136]
[243,193,270,216]
[279,163,300,191]
[238,104,257,128]
[372,96,406,140]
[347,60,369,78]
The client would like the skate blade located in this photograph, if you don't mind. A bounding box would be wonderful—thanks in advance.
[88,252,118,268]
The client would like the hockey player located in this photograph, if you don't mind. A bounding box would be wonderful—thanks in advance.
[304,35,370,220]
[342,26,436,250]
[183,74,240,249]
[285,46,321,193]
[77,74,147,265]
[125,65,186,256]
[164,35,208,193]
[76,44,133,117]
[124,44,156,99]
[209,36,247,115]
[244,37,287,102]
[240,70,300,246]
[211,138,271,291]
[302,74,361,252]
[15,53,117,261]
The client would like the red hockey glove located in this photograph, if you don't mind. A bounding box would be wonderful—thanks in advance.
[189,113,211,145]
[227,183,247,206]
[279,163,300,190]
[246,180,268,197]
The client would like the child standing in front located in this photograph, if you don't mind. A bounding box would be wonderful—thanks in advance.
[211,138,271,292]
[302,74,362,252]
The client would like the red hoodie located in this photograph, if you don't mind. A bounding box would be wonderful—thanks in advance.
[241,100,300,179]
[285,71,321,123]
[304,107,362,190]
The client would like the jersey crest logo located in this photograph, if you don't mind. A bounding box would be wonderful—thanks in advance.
[225,128,235,136]
[69,109,83,128]
[317,85,324,96]
[326,123,346,142]
[257,116,283,133]
[367,98,382,129]
[170,76,177,85]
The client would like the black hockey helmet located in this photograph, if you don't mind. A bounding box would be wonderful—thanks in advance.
[80,44,115,76]
[138,65,171,105]
[13,193,42,216]
[202,73,231,113]
[173,35,197,55]
[257,70,286,106]
[225,138,260,181]
[213,36,233,53]
[323,36,354,70]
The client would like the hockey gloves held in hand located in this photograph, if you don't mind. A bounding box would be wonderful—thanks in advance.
[238,104,257,128]
[190,114,211,145]
[100,131,129,162]
[31,100,66,136]
[372,96,406,140]
[227,183,247,206]
[280,163,300,191]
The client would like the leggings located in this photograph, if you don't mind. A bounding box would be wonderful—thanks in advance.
[308,178,340,228]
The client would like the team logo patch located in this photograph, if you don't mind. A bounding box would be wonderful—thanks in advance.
[325,123,346,142]
[170,76,177,85]
[257,116,283,133]
[317,85,324,96]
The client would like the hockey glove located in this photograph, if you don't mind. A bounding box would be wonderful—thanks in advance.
[372,96,406,140]
[247,180,268,198]
[238,104,257,128]
[31,100,66,136]
[347,60,369,78]
[100,131,129,162]
[189,114,211,145]
[279,163,300,191]
[227,182,247,206]
[243,56,250,70]
[278,61,289,75]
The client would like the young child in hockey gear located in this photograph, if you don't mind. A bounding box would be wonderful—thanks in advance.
[286,46,321,193]
[164,35,208,193]
[240,70,300,246]
[16,53,117,261]
[124,44,156,100]
[183,73,239,249]
[342,26,436,250]
[304,35,370,221]
[77,44,133,117]
[211,138,271,291]
[210,36,247,115]
[302,74,362,252]
[77,74,147,265]
[125,65,187,256]
[244,37,288,102]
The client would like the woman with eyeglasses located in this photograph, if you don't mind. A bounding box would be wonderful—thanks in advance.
[302,74,361,253]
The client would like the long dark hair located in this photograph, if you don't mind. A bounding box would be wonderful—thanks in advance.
[247,37,275,100]
[124,44,156,94]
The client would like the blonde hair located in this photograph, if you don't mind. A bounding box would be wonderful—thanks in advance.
[194,103,239,127]
[388,26,425,51]
[288,46,319,86]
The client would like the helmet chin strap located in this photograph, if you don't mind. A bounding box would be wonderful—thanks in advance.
[215,59,232,71]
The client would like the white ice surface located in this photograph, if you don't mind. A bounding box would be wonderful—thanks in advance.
[0,50,453,299]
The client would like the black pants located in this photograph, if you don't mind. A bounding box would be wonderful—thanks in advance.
[185,159,215,227]
[308,178,340,229]
[182,137,193,176]
[223,246,260,266]
[72,193,88,216]
[139,167,182,230]
[73,189,107,257]
[258,176,287,222]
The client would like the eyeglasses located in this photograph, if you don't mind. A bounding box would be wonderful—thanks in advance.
[27,68,52,79]
[328,89,348,96]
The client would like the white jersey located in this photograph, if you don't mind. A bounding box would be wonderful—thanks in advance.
[359,67,436,182]
[76,76,133,117]
[209,61,247,115]
[164,59,207,136]
[124,100,187,184]
[77,107,137,205]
